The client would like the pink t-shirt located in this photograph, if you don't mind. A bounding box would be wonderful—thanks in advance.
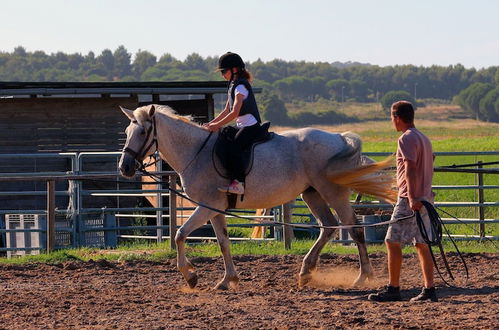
[396,128,434,200]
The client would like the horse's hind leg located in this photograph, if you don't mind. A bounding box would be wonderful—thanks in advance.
[299,188,339,288]
[175,206,217,288]
[324,186,374,286]
[211,214,239,290]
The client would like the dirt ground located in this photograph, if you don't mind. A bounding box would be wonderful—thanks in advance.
[0,252,497,329]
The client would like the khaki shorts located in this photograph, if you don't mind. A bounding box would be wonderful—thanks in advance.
[385,197,433,245]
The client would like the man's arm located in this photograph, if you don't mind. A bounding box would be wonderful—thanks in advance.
[404,159,423,210]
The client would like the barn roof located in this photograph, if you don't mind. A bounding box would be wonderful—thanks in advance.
[0,81,239,96]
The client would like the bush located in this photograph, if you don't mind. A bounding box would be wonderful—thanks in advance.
[380,90,416,113]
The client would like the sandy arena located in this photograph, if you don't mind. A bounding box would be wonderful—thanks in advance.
[0,252,497,329]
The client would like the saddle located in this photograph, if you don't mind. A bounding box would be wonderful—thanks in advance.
[214,121,273,180]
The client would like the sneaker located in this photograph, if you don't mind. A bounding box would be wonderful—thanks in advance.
[218,180,244,195]
[368,285,402,302]
[410,287,438,302]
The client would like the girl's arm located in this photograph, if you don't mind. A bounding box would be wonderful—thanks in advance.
[205,93,244,131]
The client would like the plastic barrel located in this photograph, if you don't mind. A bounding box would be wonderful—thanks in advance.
[363,215,390,243]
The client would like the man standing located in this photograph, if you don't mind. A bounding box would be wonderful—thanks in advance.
[368,101,438,302]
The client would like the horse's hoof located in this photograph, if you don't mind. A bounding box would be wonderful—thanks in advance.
[298,273,312,288]
[186,272,198,288]
[352,274,369,287]
[186,260,195,271]
[214,282,229,291]
[214,277,239,291]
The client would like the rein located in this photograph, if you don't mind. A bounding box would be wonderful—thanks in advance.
[137,168,412,230]
[178,131,213,174]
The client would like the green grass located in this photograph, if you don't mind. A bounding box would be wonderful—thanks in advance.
[1,239,496,264]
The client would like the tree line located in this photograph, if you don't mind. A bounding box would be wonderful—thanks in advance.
[1,46,499,122]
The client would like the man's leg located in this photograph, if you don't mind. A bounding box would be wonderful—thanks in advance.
[387,241,403,287]
[415,243,434,288]
[368,240,402,301]
[410,242,438,302]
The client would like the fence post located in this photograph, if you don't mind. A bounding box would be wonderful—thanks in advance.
[282,203,292,250]
[477,161,485,237]
[156,159,163,243]
[47,180,56,253]
[169,174,177,250]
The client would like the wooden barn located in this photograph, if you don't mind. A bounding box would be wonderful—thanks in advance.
[0,81,229,211]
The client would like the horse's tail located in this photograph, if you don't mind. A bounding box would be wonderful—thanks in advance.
[327,132,397,204]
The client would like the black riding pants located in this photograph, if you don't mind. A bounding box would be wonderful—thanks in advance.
[228,123,260,182]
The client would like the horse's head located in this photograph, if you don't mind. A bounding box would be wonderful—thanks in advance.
[118,105,158,178]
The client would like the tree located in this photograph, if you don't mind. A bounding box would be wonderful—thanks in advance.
[349,79,369,102]
[132,50,157,79]
[460,83,494,119]
[273,75,317,100]
[380,90,416,113]
[13,46,27,57]
[260,91,288,124]
[184,53,208,72]
[326,79,349,101]
[113,45,132,78]
[478,87,499,122]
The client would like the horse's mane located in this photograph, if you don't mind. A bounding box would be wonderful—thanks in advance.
[134,104,201,127]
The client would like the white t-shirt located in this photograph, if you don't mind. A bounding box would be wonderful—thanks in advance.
[234,84,258,128]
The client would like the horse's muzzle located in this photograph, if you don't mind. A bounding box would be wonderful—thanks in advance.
[119,153,136,178]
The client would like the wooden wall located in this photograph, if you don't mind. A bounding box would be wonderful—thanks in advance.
[0,97,138,153]
[0,96,211,211]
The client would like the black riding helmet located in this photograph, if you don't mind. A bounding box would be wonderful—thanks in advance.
[218,52,245,70]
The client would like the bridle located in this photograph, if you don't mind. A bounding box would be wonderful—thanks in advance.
[122,112,213,174]
[123,115,159,170]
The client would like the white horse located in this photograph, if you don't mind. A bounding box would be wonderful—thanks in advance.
[119,104,396,290]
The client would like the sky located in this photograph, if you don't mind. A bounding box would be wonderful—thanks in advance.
[1,0,498,69]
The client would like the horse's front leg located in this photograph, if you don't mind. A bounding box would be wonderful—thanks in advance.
[175,206,217,288]
[210,214,239,290]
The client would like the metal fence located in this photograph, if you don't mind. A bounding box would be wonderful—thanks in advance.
[0,151,497,256]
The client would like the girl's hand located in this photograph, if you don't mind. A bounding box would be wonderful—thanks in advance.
[205,123,219,132]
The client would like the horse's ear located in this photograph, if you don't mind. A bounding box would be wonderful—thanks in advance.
[149,105,156,117]
[120,106,135,120]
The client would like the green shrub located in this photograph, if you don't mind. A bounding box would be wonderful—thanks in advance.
[380,90,416,113]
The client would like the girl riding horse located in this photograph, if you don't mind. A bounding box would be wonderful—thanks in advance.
[204,52,262,195]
